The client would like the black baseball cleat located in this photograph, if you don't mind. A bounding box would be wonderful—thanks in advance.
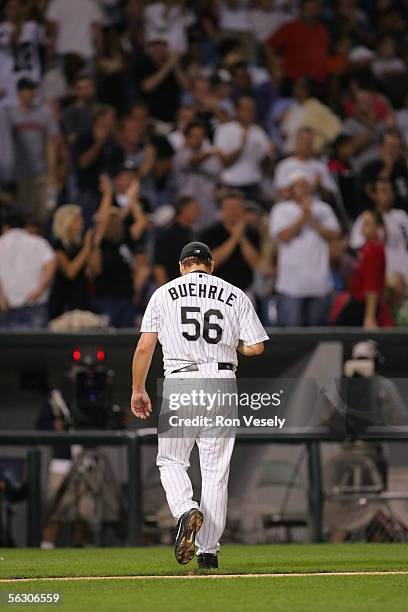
[197,553,219,569]
[174,508,204,565]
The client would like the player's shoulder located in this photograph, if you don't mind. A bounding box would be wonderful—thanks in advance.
[212,276,248,302]
[151,276,185,301]
[145,284,166,309]
[163,275,184,289]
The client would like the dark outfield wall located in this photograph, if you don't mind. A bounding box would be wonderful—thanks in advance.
[0,329,407,430]
[1,329,407,546]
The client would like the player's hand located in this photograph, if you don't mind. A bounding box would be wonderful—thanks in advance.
[131,390,152,420]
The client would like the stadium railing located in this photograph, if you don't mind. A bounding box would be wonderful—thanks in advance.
[1,429,408,547]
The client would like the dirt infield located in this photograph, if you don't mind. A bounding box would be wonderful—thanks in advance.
[2,571,408,583]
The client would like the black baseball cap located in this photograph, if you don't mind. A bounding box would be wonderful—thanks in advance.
[179,241,212,263]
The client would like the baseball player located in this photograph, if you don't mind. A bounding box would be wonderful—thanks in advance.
[131,241,268,568]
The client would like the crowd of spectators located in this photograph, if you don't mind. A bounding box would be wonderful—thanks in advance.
[0,0,408,329]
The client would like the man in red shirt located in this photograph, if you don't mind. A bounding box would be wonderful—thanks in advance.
[336,210,386,328]
[266,0,329,83]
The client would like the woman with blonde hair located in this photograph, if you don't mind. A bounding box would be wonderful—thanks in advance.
[48,204,94,319]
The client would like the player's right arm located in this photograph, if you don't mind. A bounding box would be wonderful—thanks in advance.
[131,332,158,419]
[131,289,161,419]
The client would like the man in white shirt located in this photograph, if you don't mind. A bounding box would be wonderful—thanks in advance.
[0,210,56,329]
[214,95,272,198]
[274,127,338,200]
[350,178,408,285]
[46,0,103,64]
[270,170,340,326]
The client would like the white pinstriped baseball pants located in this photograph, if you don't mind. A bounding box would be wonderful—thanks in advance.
[156,366,236,555]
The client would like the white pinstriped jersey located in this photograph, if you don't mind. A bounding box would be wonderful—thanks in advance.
[141,271,269,376]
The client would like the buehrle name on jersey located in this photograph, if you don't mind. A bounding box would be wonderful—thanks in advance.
[141,271,268,376]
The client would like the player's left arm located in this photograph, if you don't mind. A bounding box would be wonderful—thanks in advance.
[237,341,264,356]
[131,332,158,419]
[237,294,269,357]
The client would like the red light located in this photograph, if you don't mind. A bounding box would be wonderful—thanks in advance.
[97,349,105,361]
[72,349,81,362]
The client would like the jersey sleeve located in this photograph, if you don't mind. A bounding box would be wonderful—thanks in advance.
[239,295,269,346]
[140,291,161,333]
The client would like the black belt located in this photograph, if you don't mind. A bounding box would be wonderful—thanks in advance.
[171,362,234,374]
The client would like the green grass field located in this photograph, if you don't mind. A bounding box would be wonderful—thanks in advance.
[1,544,407,611]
